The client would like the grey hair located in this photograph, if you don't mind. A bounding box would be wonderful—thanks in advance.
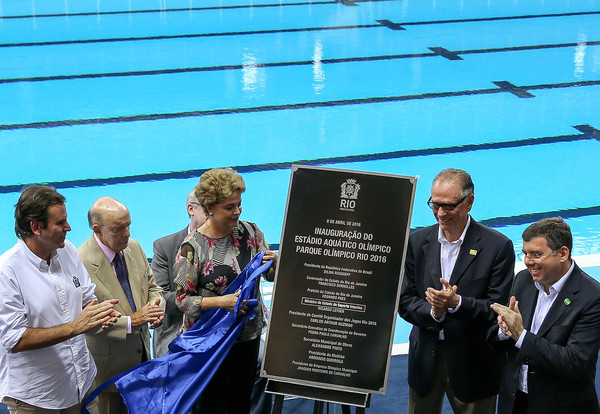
[433,168,474,198]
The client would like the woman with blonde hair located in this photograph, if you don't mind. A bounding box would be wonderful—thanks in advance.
[174,167,277,413]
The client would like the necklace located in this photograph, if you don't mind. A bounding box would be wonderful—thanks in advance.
[205,221,214,238]
[205,219,234,239]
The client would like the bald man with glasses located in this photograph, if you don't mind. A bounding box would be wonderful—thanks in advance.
[399,168,515,414]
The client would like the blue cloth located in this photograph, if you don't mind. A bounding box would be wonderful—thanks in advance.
[82,251,270,414]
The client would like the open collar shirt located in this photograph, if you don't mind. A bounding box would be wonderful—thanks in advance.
[438,215,471,284]
[0,239,97,409]
[433,216,471,339]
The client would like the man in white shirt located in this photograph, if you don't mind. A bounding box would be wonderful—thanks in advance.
[491,217,600,414]
[0,186,120,414]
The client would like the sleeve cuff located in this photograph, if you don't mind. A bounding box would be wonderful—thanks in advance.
[515,329,527,348]
[497,327,510,340]
[430,308,446,322]
[447,295,462,313]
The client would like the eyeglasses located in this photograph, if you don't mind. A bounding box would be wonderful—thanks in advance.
[427,195,468,212]
[518,251,553,262]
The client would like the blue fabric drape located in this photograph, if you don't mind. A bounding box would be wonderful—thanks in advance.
[82,251,271,414]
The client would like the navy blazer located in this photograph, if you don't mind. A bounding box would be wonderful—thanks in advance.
[491,264,600,414]
[399,219,514,402]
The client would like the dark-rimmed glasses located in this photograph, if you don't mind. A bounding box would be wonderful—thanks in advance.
[427,195,468,212]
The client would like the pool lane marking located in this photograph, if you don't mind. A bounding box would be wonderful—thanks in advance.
[0,1,338,19]
[1,10,598,48]
[0,80,599,131]
[0,0,395,20]
[0,124,597,193]
[3,41,598,85]
[0,0,582,19]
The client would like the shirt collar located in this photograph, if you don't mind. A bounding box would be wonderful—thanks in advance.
[93,233,118,263]
[17,238,58,271]
[438,215,471,245]
[534,260,575,296]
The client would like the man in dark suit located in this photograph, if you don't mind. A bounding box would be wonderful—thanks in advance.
[151,188,206,357]
[79,197,165,414]
[490,217,600,414]
[399,168,515,414]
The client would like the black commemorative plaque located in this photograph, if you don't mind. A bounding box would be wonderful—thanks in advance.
[262,165,416,394]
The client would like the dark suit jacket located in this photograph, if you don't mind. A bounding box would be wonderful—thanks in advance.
[151,227,188,357]
[398,219,514,402]
[490,264,600,414]
[79,236,164,391]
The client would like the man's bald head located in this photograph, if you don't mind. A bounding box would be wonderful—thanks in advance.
[89,197,131,252]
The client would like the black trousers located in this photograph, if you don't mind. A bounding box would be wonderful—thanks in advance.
[192,336,261,414]
[512,391,527,414]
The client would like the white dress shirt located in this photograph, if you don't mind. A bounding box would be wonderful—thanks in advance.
[432,216,470,339]
[92,233,134,333]
[0,239,98,409]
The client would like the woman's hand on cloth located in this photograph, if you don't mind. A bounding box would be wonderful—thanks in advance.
[262,250,278,268]
[219,290,249,315]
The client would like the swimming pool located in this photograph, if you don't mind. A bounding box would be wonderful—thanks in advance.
[1,0,599,348]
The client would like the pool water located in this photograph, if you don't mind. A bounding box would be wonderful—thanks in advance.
[1,0,599,348]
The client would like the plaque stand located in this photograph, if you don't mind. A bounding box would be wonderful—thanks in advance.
[266,379,370,414]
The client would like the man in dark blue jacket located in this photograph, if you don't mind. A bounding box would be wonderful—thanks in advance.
[399,168,514,414]
[490,217,600,414]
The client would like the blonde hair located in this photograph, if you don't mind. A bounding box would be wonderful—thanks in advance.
[196,168,246,214]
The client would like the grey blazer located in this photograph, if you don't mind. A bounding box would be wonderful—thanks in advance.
[151,227,188,357]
